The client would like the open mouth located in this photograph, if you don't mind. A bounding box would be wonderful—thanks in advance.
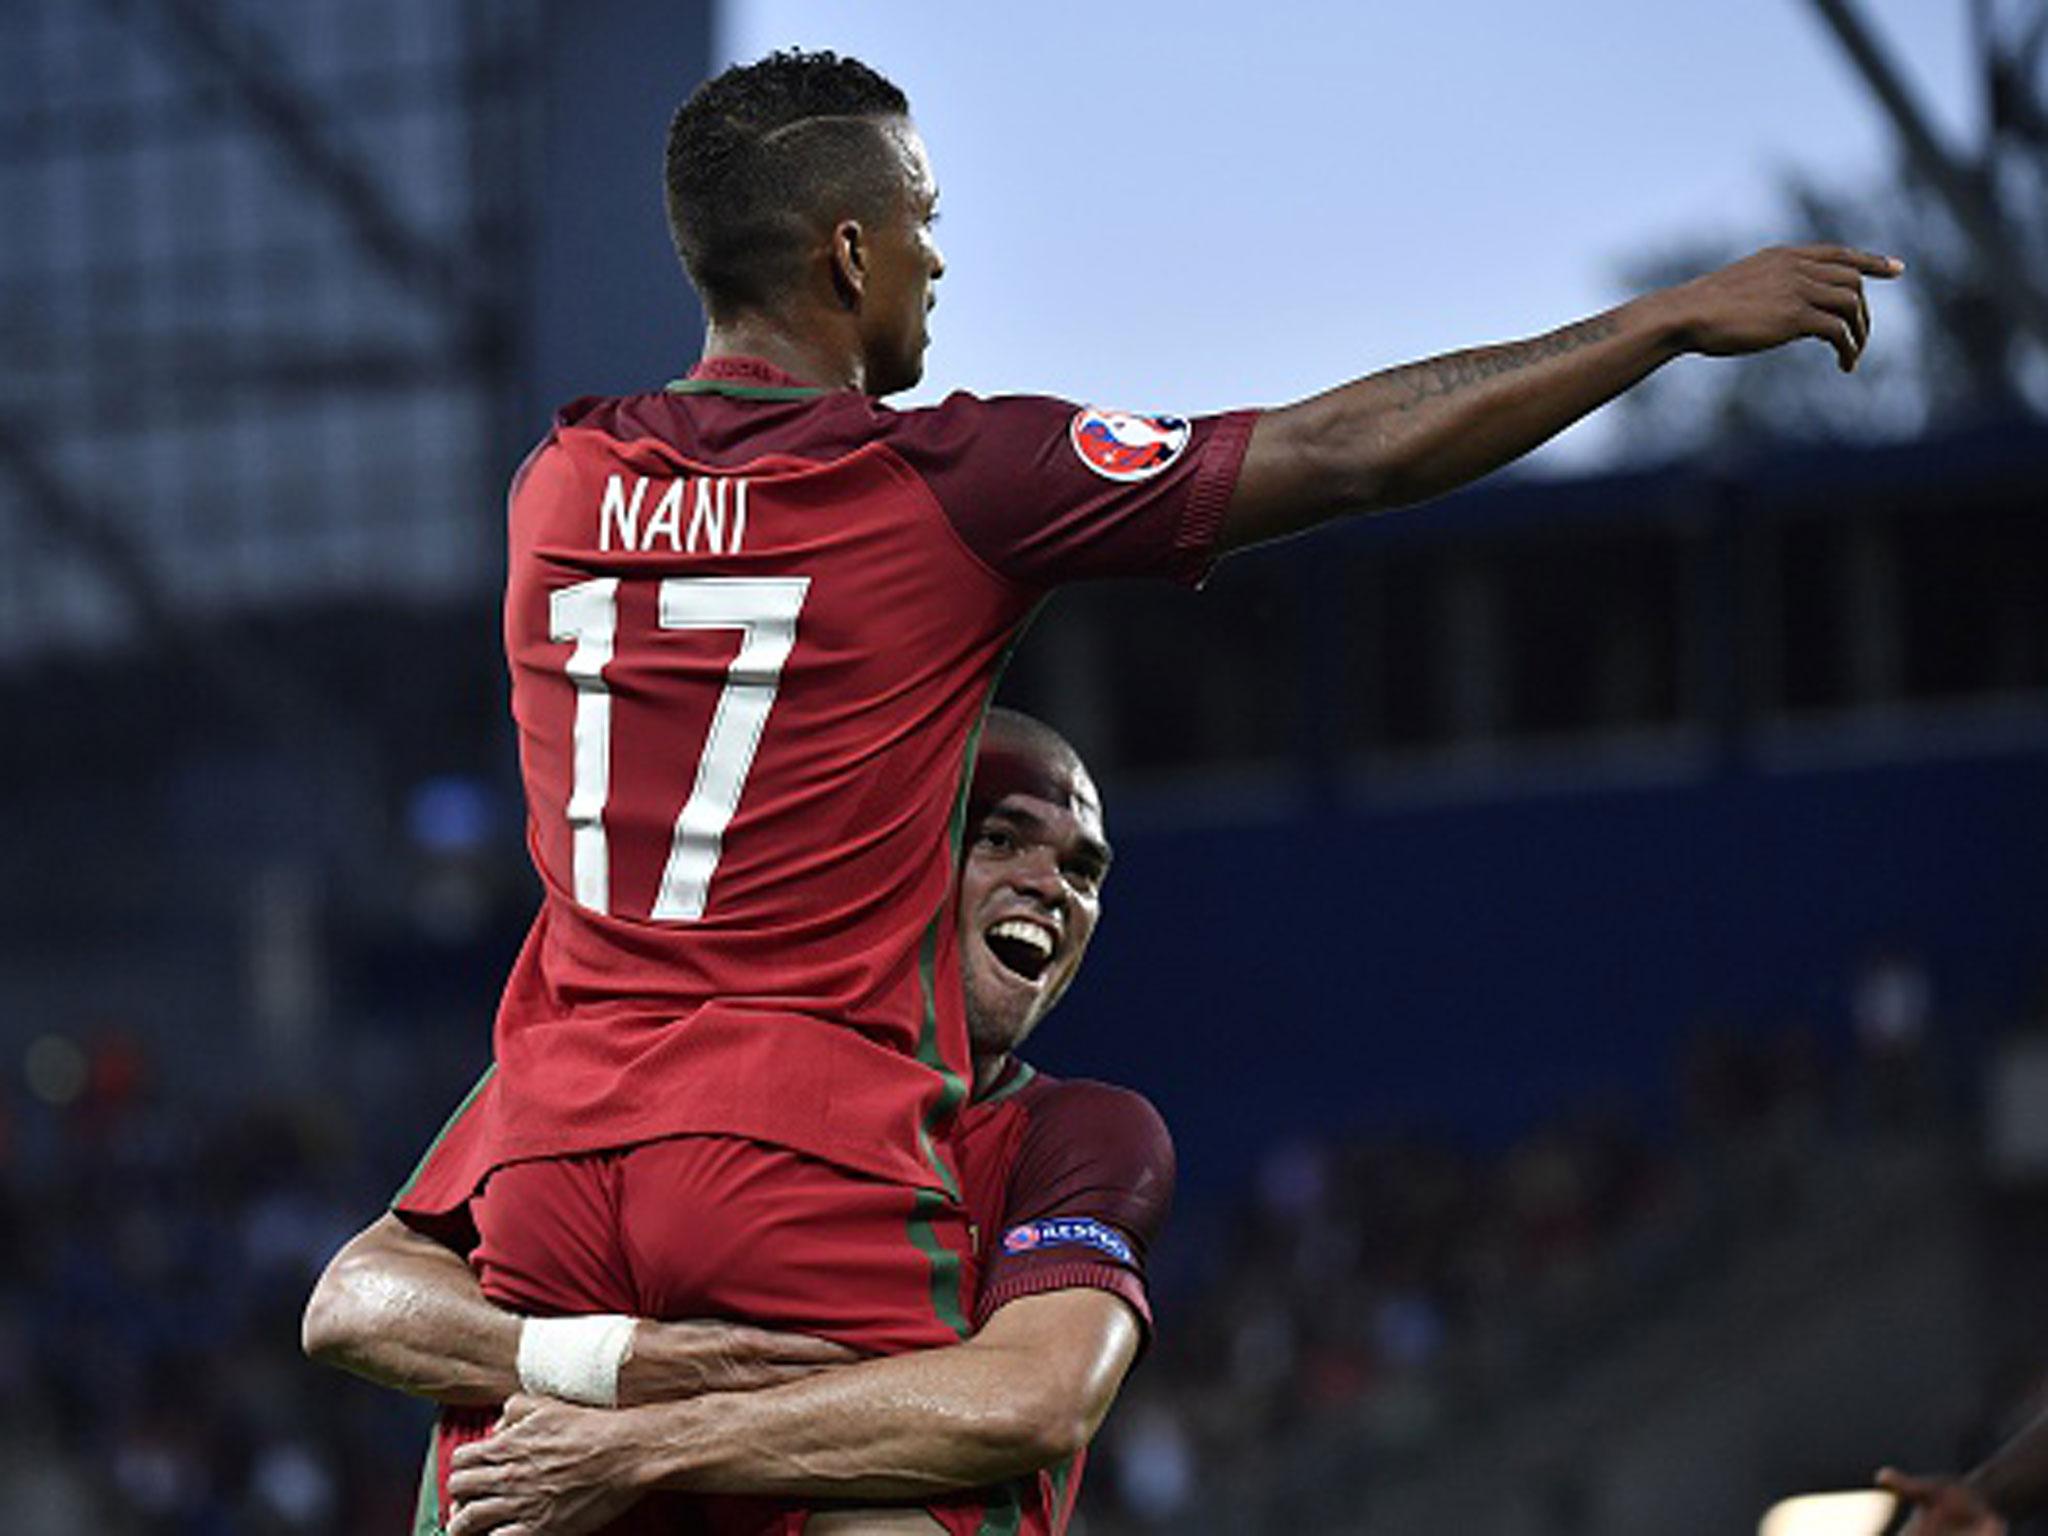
[984,919,1055,983]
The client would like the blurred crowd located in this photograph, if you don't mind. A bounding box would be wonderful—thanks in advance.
[1087,959,1961,1531]
[0,1031,425,1533]
[0,951,1996,1535]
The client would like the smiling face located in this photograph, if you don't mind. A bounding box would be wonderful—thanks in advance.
[958,717,1110,1068]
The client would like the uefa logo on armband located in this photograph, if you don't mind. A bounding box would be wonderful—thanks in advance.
[1000,1217,1134,1264]
[1069,407,1191,483]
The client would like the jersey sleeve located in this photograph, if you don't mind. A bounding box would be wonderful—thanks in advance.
[977,1080,1176,1339]
[884,393,1258,589]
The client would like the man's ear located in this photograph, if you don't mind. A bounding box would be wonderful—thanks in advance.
[829,218,866,311]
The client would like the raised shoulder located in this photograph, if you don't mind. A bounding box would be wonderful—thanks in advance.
[875,394,1254,589]
[976,1075,1176,1337]
[1018,1078,1173,1172]
[1006,1076,1176,1251]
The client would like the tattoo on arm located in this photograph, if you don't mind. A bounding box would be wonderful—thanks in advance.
[1387,316,1622,411]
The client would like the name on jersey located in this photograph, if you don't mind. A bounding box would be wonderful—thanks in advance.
[599,473,751,556]
[1000,1216,1134,1265]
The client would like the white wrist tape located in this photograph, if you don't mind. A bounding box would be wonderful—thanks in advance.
[516,1314,636,1406]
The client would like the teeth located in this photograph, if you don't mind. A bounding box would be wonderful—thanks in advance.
[987,919,1054,957]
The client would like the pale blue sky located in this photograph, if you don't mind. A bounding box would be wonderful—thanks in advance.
[724,1,1971,465]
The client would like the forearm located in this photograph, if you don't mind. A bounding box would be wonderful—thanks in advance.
[632,1339,1071,1499]
[1226,243,1897,549]
[605,1294,1138,1501]
[1339,295,1680,506]
[302,1217,520,1406]
[1237,293,1682,542]
[306,1214,859,1416]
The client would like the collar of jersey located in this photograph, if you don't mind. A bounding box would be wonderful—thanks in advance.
[667,356,833,400]
[975,1057,1038,1106]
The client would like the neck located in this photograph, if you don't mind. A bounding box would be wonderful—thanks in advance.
[972,1052,1013,1099]
[702,311,864,393]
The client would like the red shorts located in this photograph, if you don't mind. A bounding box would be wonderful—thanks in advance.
[469,1134,973,1352]
[431,1134,977,1535]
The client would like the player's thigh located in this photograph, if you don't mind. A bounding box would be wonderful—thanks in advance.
[805,1510,946,1535]
[617,1135,973,1353]
[468,1152,636,1313]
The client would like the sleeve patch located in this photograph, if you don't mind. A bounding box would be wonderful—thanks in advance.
[1068,408,1192,482]
[1000,1215,1134,1264]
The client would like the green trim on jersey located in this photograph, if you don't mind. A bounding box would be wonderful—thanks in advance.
[905,611,1043,1344]
[972,1481,1026,1536]
[663,377,831,401]
[906,1187,971,1341]
[914,898,968,1203]
[390,1064,495,1207]
[1047,1456,1078,1526]
[909,626,1029,1196]
[976,1058,1038,1107]
[412,1435,445,1536]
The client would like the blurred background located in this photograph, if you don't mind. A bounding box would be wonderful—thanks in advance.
[2,1,2044,1531]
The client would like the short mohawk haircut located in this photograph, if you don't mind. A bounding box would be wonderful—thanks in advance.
[666,50,911,316]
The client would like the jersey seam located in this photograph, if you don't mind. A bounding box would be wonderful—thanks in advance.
[975,1059,1038,1106]
[390,1065,495,1207]
[550,423,849,485]
[871,443,1041,600]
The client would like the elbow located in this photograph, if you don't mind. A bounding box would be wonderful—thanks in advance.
[1022,1405,1093,1468]
[301,1251,373,1368]
[1291,406,1400,521]
[301,1274,346,1365]
[996,1383,1096,1471]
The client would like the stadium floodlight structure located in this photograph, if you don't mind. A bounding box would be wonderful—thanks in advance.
[0,0,556,1074]
[1806,0,2048,413]
[0,0,538,673]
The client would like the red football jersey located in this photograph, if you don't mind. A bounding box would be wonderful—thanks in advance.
[419,1060,1176,1536]
[938,1061,1177,1536]
[399,359,1253,1214]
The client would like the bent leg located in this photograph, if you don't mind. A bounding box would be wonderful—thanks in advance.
[459,1140,979,1535]
[470,1152,636,1314]
[618,1135,973,1354]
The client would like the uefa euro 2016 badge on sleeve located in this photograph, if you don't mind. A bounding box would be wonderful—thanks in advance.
[1069,408,1192,482]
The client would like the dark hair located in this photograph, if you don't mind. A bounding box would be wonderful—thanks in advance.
[984,707,1081,768]
[666,50,911,316]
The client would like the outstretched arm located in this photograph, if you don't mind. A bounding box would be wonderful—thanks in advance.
[1222,244,1902,549]
[445,1290,1141,1534]
[301,1213,854,1408]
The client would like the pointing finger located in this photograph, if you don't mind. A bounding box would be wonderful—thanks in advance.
[1797,259,1866,292]
[1805,243,1904,278]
